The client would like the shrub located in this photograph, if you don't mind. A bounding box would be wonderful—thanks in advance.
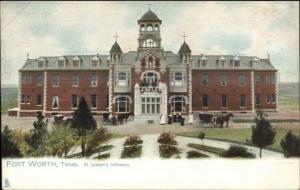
[281,130,300,157]
[157,131,177,145]
[123,134,143,146]
[187,150,208,158]
[121,135,143,158]
[222,145,255,158]
[159,144,180,158]
[86,128,112,157]
[1,126,21,157]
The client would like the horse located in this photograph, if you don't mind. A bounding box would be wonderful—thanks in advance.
[223,113,234,127]
[215,113,234,128]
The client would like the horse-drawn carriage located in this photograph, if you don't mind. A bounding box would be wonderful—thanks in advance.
[101,112,133,126]
[198,112,234,128]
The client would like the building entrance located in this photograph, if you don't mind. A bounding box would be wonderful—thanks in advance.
[141,97,161,115]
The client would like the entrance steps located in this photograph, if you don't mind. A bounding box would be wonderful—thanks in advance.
[132,115,162,124]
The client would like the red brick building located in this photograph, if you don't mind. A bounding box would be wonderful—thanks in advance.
[9,9,278,118]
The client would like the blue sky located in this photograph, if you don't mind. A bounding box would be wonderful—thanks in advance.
[1,1,299,84]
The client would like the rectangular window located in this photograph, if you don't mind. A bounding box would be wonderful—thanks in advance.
[106,94,109,109]
[118,72,127,86]
[26,95,31,104]
[239,74,246,86]
[71,94,78,108]
[37,74,44,86]
[174,72,183,86]
[271,94,276,103]
[201,74,208,86]
[91,74,98,87]
[202,94,208,107]
[91,94,97,108]
[72,74,79,87]
[52,96,59,109]
[267,94,271,103]
[266,76,270,84]
[21,94,25,103]
[271,75,276,84]
[255,94,261,105]
[240,94,246,107]
[26,75,32,84]
[52,75,60,87]
[220,73,228,86]
[22,75,27,84]
[221,94,227,107]
[37,94,42,106]
[255,75,261,85]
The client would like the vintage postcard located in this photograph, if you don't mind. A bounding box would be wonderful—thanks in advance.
[1,1,299,189]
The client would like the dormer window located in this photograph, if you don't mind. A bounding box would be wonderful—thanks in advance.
[91,60,99,67]
[73,60,80,67]
[234,60,240,67]
[200,56,207,67]
[233,56,240,67]
[72,57,81,67]
[58,60,64,68]
[38,61,44,68]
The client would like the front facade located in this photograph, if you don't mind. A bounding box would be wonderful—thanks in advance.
[10,9,278,117]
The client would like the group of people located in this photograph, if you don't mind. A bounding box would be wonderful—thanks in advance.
[102,112,132,126]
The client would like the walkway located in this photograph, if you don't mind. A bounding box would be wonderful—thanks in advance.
[69,134,283,159]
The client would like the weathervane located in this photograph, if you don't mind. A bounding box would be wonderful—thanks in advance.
[148,3,152,10]
[182,32,188,42]
[114,32,119,42]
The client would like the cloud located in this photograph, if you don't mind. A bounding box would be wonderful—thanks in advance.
[1,1,299,84]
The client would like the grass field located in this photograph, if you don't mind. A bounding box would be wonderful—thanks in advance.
[177,127,300,153]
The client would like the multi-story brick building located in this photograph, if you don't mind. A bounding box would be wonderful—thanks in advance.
[9,9,278,118]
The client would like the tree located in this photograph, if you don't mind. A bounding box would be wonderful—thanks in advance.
[43,124,77,157]
[198,132,205,146]
[251,110,276,158]
[71,97,97,156]
[280,130,300,157]
[1,126,21,157]
[85,128,111,157]
[30,111,48,149]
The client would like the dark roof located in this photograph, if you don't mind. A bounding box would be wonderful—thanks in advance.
[110,41,122,53]
[138,10,162,23]
[178,41,191,53]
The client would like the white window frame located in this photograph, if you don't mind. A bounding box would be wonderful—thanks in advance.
[201,74,208,86]
[52,96,59,109]
[71,94,78,109]
[72,74,79,87]
[91,94,97,109]
[239,74,246,86]
[220,73,228,86]
[37,94,43,106]
[118,72,127,86]
[91,74,98,87]
[115,97,130,113]
[52,75,60,87]
[37,74,44,86]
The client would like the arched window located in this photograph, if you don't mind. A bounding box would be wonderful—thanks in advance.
[141,24,145,31]
[143,39,157,48]
[146,24,153,31]
[171,97,186,113]
[115,97,130,112]
[154,25,159,31]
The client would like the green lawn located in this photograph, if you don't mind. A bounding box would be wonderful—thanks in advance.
[177,128,300,153]
[188,143,226,155]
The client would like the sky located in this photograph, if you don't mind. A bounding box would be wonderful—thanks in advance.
[1,1,299,84]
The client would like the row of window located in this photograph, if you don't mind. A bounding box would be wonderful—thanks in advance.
[21,94,42,105]
[52,95,99,109]
[255,74,276,84]
[198,93,276,108]
[37,59,109,68]
[52,74,100,87]
[196,59,241,67]
[200,73,246,86]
